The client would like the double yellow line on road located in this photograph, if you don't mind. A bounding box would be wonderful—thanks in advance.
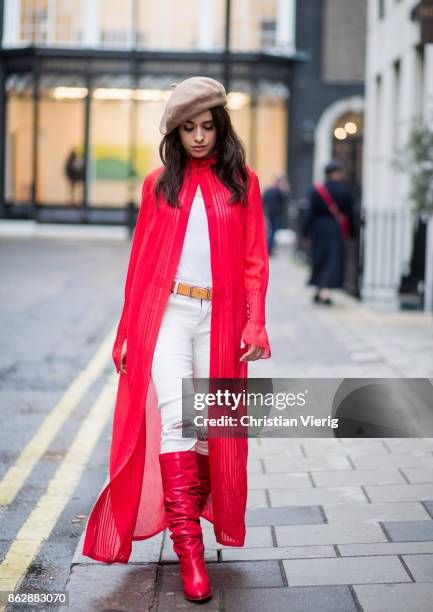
[0,330,115,508]
[0,328,118,602]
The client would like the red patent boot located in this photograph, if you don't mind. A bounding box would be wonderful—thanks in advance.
[159,450,212,602]
[195,450,211,514]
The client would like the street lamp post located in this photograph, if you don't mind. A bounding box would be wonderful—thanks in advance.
[224,0,232,92]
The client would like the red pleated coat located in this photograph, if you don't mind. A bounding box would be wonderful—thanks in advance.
[82,155,271,563]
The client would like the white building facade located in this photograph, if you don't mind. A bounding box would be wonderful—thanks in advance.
[362,0,433,308]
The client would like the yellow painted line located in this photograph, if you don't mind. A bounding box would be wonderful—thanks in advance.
[0,328,115,508]
[0,373,117,602]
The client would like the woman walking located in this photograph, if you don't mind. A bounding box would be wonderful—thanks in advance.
[302,160,356,305]
[82,76,271,602]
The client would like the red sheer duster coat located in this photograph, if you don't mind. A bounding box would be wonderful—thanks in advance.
[82,155,271,563]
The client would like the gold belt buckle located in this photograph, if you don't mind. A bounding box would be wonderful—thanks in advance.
[201,286,211,300]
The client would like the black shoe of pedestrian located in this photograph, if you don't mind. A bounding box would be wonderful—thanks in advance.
[320,297,333,306]
[313,293,321,303]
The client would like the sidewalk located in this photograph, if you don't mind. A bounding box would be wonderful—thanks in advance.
[69,248,433,611]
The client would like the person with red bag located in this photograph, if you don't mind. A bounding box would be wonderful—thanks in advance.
[302,160,356,305]
[82,76,271,603]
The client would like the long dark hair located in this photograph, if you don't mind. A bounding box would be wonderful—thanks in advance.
[155,106,249,207]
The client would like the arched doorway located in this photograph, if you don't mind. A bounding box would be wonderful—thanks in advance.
[313,95,364,185]
[331,111,364,200]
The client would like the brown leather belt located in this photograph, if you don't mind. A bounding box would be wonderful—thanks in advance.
[171,280,212,300]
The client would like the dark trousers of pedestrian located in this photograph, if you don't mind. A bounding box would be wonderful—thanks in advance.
[267,216,279,255]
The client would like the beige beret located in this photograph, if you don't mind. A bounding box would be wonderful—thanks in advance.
[159,76,227,135]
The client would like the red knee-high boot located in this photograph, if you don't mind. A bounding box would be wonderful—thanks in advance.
[195,451,211,514]
[159,450,212,602]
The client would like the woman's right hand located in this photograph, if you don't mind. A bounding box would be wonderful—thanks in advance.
[120,338,127,375]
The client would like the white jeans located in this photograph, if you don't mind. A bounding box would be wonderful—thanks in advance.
[151,289,211,455]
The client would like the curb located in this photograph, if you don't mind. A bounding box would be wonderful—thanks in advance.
[0,220,130,240]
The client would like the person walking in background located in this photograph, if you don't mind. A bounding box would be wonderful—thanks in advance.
[302,160,356,305]
[64,150,85,206]
[262,174,290,255]
[82,76,271,603]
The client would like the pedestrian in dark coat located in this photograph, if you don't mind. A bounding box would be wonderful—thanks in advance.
[262,175,290,255]
[302,160,356,305]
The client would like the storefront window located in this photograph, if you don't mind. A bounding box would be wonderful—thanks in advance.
[5,74,34,205]
[88,76,133,208]
[38,75,86,205]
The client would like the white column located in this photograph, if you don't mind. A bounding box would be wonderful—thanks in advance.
[423,46,433,311]
[423,45,433,120]
[83,0,100,47]
[361,73,380,300]
[398,48,418,278]
[160,0,171,48]
[239,0,251,51]
[46,0,56,45]
[197,0,214,50]
[425,216,433,312]
[379,67,396,296]
[131,0,138,48]
[3,0,21,47]
[276,0,295,53]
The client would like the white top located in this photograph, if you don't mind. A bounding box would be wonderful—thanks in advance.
[174,185,212,287]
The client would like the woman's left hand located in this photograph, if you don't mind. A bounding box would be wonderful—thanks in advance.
[240,345,265,361]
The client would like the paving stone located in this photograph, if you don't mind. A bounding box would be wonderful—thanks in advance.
[161,561,284,591]
[349,350,381,362]
[72,530,163,565]
[299,439,345,454]
[223,585,357,612]
[269,485,367,507]
[354,583,433,612]
[248,472,312,489]
[338,542,433,556]
[66,562,157,611]
[334,438,389,461]
[275,522,387,546]
[246,489,268,508]
[324,501,430,523]
[258,439,304,451]
[247,458,263,473]
[245,505,324,527]
[402,554,433,582]
[248,444,304,458]
[382,520,433,542]
[401,468,433,484]
[263,455,352,472]
[351,452,433,470]
[312,468,405,487]
[220,545,335,561]
[366,484,433,503]
[425,500,433,518]
[384,439,433,454]
[161,535,217,562]
[282,555,410,586]
[202,526,273,549]
[157,589,221,611]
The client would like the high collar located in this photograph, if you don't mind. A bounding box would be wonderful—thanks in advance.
[187,154,217,172]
